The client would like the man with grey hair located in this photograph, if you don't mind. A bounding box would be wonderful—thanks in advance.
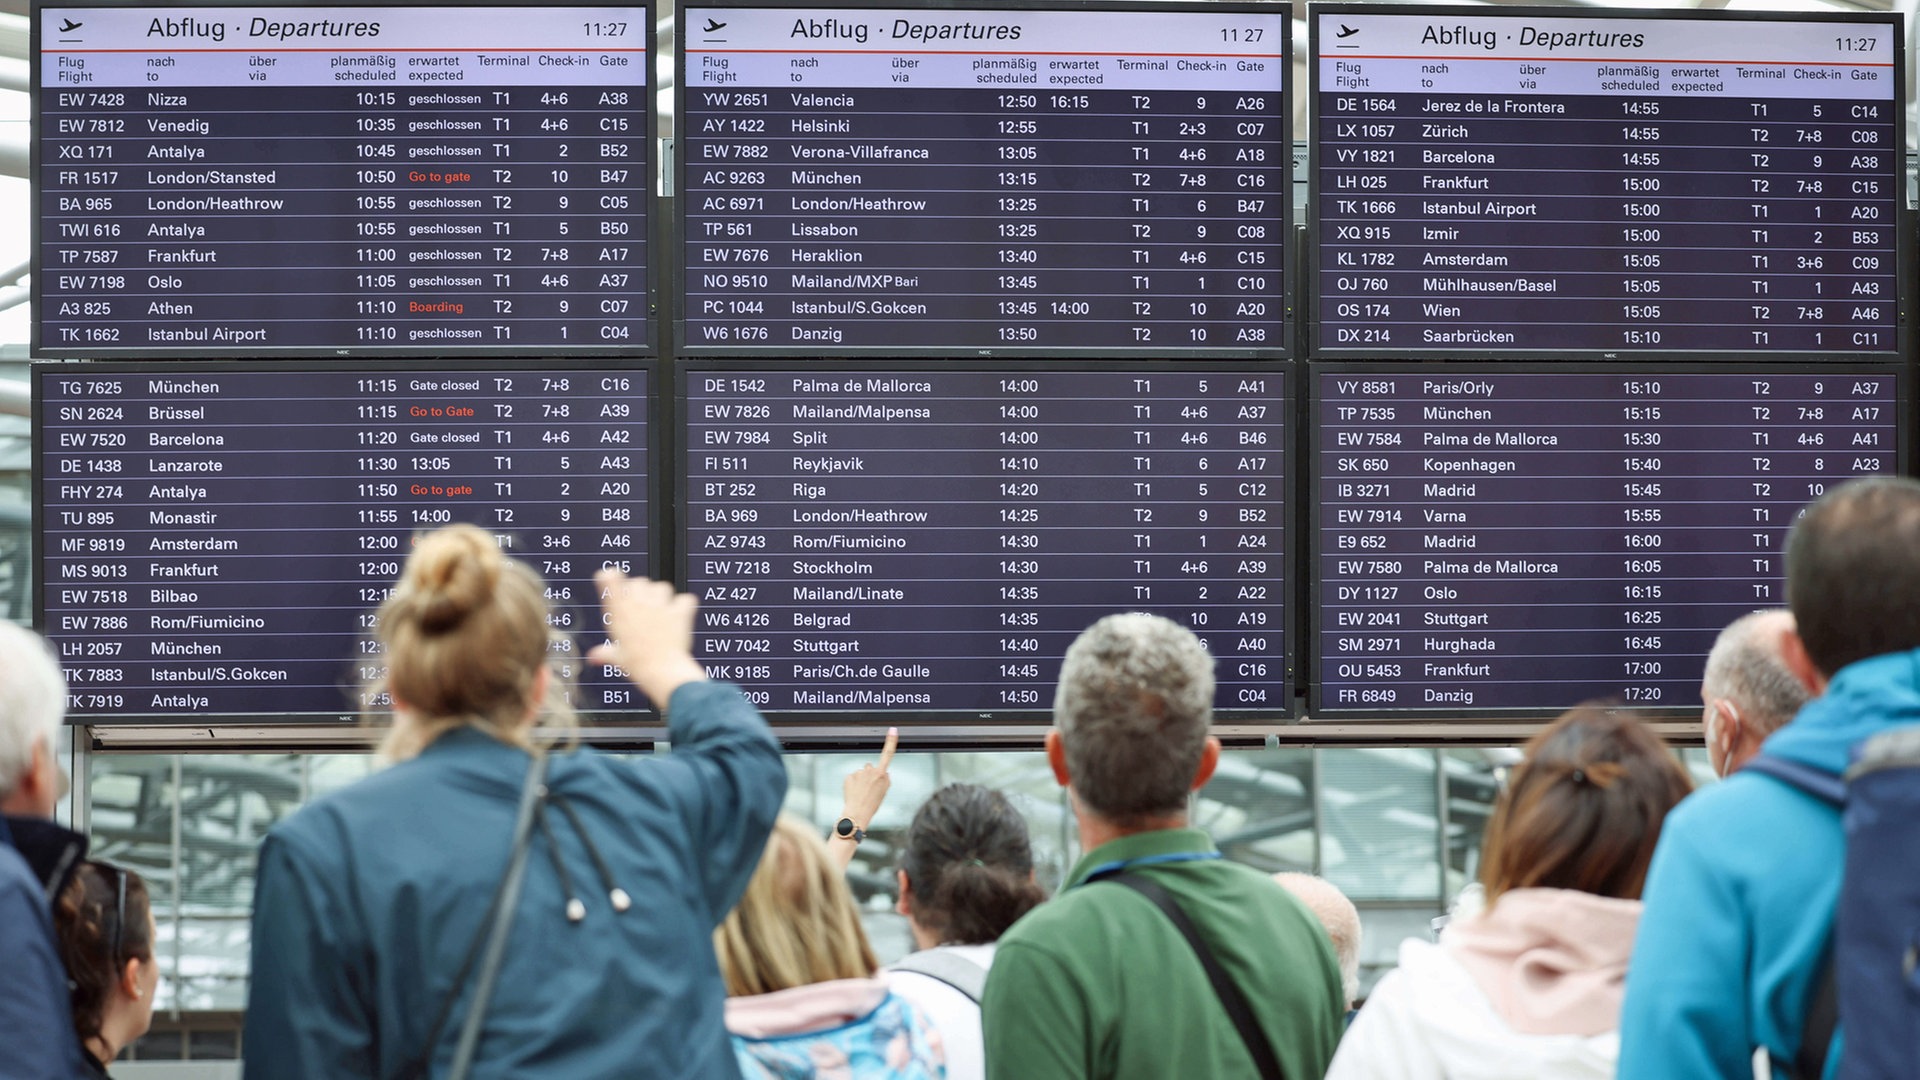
[1700,609,1814,777]
[1276,872,1363,1012]
[0,621,88,1078]
[983,613,1343,1080]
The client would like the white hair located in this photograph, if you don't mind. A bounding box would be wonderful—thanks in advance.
[1703,609,1809,739]
[1275,872,1363,1006]
[0,623,66,800]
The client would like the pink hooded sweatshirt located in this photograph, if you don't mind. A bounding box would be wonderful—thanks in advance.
[1325,888,1641,1080]
[1444,887,1641,1037]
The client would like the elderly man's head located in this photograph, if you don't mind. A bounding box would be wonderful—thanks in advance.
[1275,872,1362,1008]
[1700,609,1811,776]
[1049,613,1217,828]
[0,623,68,819]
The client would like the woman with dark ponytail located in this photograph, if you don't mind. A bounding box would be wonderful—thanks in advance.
[887,783,1047,1080]
[1326,704,1694,1080]
[52,860,159,1076]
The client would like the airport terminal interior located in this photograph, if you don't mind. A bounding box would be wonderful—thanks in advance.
[2,0,1912,1072]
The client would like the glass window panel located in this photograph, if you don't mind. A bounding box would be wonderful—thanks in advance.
[1441,747,1510,903]
[187,1028,240,1061]
[1196,747,1315,875]
[126,1029,183,1062]
[86,753,377,1012]
[1318,748,1442,904]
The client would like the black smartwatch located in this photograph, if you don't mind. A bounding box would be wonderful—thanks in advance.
[834,817,867,843]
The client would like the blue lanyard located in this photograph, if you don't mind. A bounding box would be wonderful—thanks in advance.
[1078,850,1222,886]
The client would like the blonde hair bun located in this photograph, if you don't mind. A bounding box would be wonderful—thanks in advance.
[405,524,505,635]
[371,524,570,759]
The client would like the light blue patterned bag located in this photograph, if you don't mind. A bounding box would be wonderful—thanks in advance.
[734,990,946,1080]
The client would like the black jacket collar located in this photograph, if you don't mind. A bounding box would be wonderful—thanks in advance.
[1,814,89,903]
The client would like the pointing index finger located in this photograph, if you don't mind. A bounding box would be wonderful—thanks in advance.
[876,726,899,771]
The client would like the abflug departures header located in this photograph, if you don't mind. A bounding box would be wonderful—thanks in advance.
[1311,5,1901,359]
[678,2,1291,357]
[34,3,652,358]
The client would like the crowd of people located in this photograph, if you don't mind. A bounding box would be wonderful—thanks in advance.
[2,475,1917,1078]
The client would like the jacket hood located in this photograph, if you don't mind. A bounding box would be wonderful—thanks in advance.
[1383,936,1619,1079]
[1763,646,1920,774]
[1442,888,1640,1036]
[725,976,892,1039]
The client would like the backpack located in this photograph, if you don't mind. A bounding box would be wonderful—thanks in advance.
[732,990,945,1080]
[1744,725,1920,1080]
[890,947,989,1004]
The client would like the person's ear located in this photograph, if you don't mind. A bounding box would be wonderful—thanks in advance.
[1190,736,1221,791]
[119,956,144,1000]
[1045,729,1070,788]
[525,665,553,722]
[895,869,913,918]
[1720,702,1746,759]
[1708,700,1745,775]
[1780,629,1830,695]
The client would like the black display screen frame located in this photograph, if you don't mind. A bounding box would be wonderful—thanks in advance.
[672,357,1300,732]
[31,357,666,726]
[1303,358,1911,722]
[670,0,1295,361]
[28,0,663,360]
[1304,3,1911,364]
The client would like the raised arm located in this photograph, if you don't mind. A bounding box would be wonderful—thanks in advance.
[590,570,786,919]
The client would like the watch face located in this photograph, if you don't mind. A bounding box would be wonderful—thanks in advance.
[837,818,854,838]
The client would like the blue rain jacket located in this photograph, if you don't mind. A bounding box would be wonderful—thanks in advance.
[243,681,785,1080]
[0,815,86,1080]
[1619,647,1920,1079]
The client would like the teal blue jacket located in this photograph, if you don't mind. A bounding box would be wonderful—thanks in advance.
[243,681,784,1080]
[1619,647,1920,1079]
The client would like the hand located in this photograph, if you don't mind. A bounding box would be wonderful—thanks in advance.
[841,726,899,831]
[587,570,707,710]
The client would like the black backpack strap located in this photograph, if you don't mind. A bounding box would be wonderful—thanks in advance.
[890,948,990,1004]
[1783,956,1839,1080]
[1098,871,1286,1080]
[1742,754,1842,1080]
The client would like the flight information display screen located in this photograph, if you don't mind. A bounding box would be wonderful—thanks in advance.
[1311,6,1902,358]
[679,2,1289,357]
[34,4,651,358]
[681,365,1288,716]
[1313,364,1903,717]
[37,363,653,722]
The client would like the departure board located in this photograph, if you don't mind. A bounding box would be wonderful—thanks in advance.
[34,4,651,358]
[1311,7,1902,358]
[37,364,654,722]
[1313,365,1902,717]
[682,366,1288,716]
[679,3,1289,357]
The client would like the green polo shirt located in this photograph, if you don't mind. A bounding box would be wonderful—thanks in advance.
[982,828,1343,1080]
